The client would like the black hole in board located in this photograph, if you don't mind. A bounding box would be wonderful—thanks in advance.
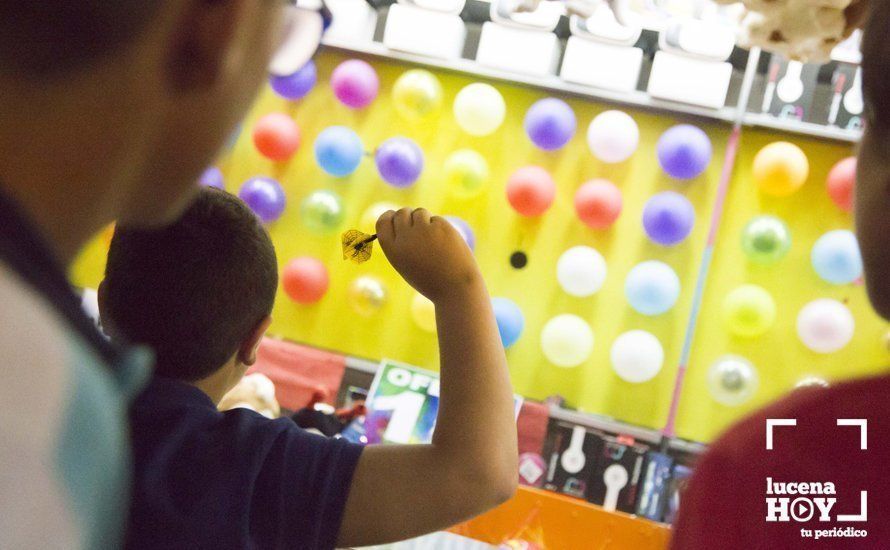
[510,251,528,269]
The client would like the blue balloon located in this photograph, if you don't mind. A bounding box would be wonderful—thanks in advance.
[270,61,317,100]
[811,230,863,285]
[657,124,712,180]
[524,98,577,151]
[198,167,224,189]
[492,297,525,348]
[239,177,286,223]
[375,137,424,187]
[625,261,681,316]
[314,126,364,177]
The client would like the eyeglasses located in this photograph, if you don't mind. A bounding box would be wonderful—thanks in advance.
[269,0,334,76]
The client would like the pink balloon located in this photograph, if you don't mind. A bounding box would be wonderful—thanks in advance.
[575,179,623,229]
[331,60,379,109]
[506,166,556,217]
[826,157,856,213]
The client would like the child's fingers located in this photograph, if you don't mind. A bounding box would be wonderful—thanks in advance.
[393,207,413,233]
[411,208,432,226]
[376,210,396,242]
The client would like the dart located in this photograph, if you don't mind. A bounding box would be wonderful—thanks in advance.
[341,230,378,264]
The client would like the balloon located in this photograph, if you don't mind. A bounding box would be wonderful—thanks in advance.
[587,110,639,163]
[269,60,317,100]
[707,355,758,406]
[375,137,424,187]
[411,293,436,333]
[722,284,776,338]
[506,166,556,217]
[540,314,594,368]
[444,149,489,198]
[314,126,364,177]
[557,246,607,297]
[282,257,329,304]
[392,69,443,121]
[330,59,379,109]
[348,276,387,317]
[360,201,399,233]
[252,113,300,161]
[453,83,506,136]
[445,216,476,251]
[826,157,856,212]
[524,98,577,151]
[625,261,680,316]
[797,298,855,353]
[492,297,525,348]
[811,230,863,285]
[300,189,345,233]
[199,167,224,189]
[642,191,695,246]
[741,215,791,264]
[753,142,809,196]
[656,125,712,180]
[610,330,664,383]
[575,179,622,229]
[239,177,286,223]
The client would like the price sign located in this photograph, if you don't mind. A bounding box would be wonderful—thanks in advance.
[365,360,523,445]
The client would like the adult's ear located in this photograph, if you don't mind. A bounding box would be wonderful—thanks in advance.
[237,315,272,367]
[165,0,248,92]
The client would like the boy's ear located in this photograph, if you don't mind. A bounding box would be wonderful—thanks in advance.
[165,0,247,93]
[238,315,272,367]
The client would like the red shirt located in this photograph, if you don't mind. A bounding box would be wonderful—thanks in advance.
[672,373,890,549]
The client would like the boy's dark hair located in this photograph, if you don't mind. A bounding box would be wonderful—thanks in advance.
[103,188,279,382]
[0,2,161,78]
[862,0,890,136]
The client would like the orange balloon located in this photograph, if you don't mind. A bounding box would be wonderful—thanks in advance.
[506,166,556,217]
[575,179,622,229]
[253,113,301,161]
[752,142,809,197]
[282,257,328,304]
[826,157,856,213]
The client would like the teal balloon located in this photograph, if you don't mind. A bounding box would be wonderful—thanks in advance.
[741,215,791,264]
[301,190,345,234]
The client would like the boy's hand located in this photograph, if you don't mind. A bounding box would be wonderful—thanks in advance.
[376,208,481,303]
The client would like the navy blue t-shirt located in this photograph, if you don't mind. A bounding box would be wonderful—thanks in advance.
[127,377,364,550]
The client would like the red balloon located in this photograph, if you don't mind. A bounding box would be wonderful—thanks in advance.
[826,156,856,213]
[575,179,622,229]
[506,166,556,217]
[253,113,301,161]
[282,257,329,304]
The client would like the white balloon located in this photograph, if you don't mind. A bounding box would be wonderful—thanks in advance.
[707,355,759,406]
[796,298,855,353]
[541,314,594,368]
[610,330,664,383]
[557,246,608,297]
[453,83,506,136]
[587,110,640,163]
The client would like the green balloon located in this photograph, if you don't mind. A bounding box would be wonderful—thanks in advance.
[722,284,776,338]
[741,215,791,264]
[301,189,345,234]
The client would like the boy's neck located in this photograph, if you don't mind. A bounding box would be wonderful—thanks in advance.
[193,363,244,406]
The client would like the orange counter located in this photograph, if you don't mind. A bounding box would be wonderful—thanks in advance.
[451,487,671,549]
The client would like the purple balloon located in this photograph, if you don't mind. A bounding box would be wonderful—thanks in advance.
[270,61,317,100]
[524,98,577,151]
[445,216,476,251]
[657,124,713,180]
[375,137,424,188]
[199,167,224,189]
[239,177,286,223]
[331,59,379,109]
[643,191,695,246]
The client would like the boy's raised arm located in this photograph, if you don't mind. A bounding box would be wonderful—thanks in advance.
[336,208,518,547]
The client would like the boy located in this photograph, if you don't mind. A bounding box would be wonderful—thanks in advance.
[672,2,889,548]
[2,1,326,546]
[100,188,518,549]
